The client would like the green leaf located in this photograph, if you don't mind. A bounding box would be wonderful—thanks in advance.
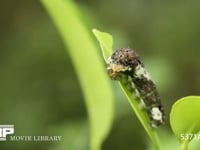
[92,29,113,60]
[93,29,161,150]
[41,1,114,150]
[170,96,200,150]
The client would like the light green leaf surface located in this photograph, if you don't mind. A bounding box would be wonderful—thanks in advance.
[92,29,113,60]
[41,1,114,150]
[93,29,161,150]
[170,96,200,150]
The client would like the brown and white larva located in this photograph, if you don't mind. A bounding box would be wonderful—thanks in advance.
[107,48,165,128]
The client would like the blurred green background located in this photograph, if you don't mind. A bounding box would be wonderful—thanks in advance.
[0,0,200,150]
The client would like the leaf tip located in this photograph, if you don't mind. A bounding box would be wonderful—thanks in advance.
[92,28,98,35]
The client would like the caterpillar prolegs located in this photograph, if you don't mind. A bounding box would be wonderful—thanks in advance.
[107,48,165,128]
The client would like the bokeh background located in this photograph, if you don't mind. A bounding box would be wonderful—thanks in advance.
[0,0,200,149]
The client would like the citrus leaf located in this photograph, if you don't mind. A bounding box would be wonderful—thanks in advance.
[41,1,114,150]
[92,29,113,60]
[93,29,161,150]
[170,96,200,149]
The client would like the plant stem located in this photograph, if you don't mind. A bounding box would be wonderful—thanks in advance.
[180,141,188,150]
[119,83,161,150]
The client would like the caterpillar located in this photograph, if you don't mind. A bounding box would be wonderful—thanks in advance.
[107,48,165,128]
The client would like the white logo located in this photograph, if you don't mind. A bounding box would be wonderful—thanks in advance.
[0,124,62,142]
[0,125,14,141]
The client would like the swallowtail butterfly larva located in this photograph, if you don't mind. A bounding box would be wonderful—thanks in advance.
[107,48,165,127]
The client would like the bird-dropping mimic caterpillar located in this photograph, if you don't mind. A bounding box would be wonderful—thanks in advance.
[107,48,165,127]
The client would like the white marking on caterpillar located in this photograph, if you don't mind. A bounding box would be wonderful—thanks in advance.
[151,107,162,121]
[135,65,151,80]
